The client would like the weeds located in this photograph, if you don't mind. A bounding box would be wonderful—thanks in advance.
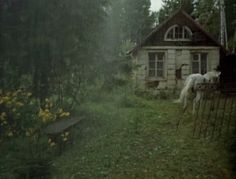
[51,89,234,178]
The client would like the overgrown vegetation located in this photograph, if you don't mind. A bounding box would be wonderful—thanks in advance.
[0,89,71,178]
[0,0,235,178]
[51,88,235,178]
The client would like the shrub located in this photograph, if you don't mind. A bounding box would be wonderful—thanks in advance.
[0,89,71,178]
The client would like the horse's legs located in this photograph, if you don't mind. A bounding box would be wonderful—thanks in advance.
[183,91,189,112]
[193,91,202,114]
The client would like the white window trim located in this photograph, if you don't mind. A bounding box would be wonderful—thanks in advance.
[164,25,192,41]
[147,51,166,80]
[191,52,208,74]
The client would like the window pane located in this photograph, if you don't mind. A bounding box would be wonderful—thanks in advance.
[167,29,174,39]
[184,28,191,39]
[201,53,207,74]
[192,53,199,61]
[175,26,182,38]
[148,52,165,77]
[201,53,207,60]
[149,62,155,68]
[148,53,155,61]
[156,70,163,77]
[156,61,163,69]
[192,61,199,73]
[149,69,155,77]
[157,52,164,60]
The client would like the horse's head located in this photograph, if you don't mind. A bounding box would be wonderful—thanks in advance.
[203,71,221,83]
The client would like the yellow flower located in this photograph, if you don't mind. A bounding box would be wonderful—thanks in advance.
[48,138,56,147]
[2,96,10,102]
[7,131,13,137]
[61,132,70,142]
[1,121,7,126]
[15,102,24,107]
[50,141,56,147]
[59,112,70,118]
[65,132,69,136]
[0,112,7,121]
[25,131,30,137]
[58,108,63,114]
[1,112,6,117]
[16,89,22,94]
[39,108,54,123]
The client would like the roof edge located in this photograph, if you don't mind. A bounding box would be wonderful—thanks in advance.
[128,9,228,55]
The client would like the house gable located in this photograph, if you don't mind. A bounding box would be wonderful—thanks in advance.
[129,9,225,54]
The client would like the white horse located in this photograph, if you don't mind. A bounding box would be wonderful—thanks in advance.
[175,71,220,114]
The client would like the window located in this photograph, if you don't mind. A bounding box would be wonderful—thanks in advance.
[148,52,165,78]
[192,53,208,74]
[165,25,192,41]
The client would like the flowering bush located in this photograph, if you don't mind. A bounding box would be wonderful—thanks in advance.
[0,89,71,145]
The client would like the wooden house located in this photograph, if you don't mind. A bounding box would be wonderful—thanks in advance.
[129,9,226,90]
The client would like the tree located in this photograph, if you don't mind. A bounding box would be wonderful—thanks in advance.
[158,0,194,23]
[0,0,108,105]
[225,0,236,51]
[193,0,220,39]
[101,0,155,89]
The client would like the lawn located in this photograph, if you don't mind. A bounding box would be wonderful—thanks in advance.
[51,90,235,179]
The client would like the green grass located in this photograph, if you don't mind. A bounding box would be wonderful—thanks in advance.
[51,92,235,179]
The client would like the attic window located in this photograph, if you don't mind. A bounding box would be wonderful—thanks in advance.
[164,25,192,41]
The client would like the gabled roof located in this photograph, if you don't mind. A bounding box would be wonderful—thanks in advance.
[128,9,227,54]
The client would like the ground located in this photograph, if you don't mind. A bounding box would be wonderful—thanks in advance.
[51,89,235,179]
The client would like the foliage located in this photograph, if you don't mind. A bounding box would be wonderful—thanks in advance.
[0,89,70,141]
[0,89,71,178]
[0,136,53,178]
[101,0,155,90]
[225,0,236,51]
[192,0,220,39]
[0,0,108,103]
[158,0,194,22]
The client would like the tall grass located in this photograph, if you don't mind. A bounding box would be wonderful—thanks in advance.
[51,86,235,178]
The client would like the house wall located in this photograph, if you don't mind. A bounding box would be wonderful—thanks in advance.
[133,46,220,90]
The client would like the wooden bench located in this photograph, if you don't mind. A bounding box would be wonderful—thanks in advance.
[44,117,82,154]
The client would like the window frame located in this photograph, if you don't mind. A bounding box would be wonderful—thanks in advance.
[164,25,192,41]
[191,52,208,74]
[148,51,166,79]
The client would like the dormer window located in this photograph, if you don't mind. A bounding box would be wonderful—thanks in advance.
[164,25,192,41]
